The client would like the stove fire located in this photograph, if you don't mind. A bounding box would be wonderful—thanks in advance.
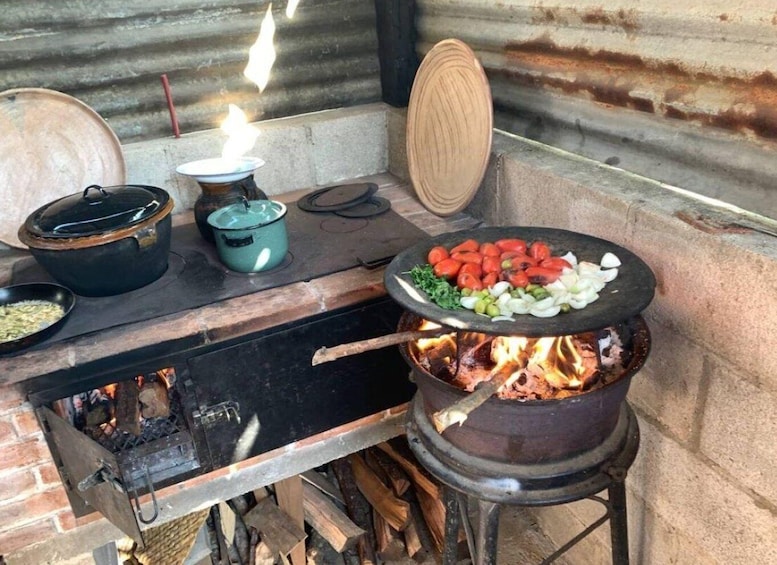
[54,368,182,453]
[412,320,627,401]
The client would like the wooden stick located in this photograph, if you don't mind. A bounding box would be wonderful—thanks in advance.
[160,73,180,138]
[274,476,306,565]
[311,328,449,366]
[432,362,521,433]
[376,441,439,499]
[331,458,377,565]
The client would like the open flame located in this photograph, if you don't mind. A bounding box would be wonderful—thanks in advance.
[413,320,598,397]
[221,104,260,161]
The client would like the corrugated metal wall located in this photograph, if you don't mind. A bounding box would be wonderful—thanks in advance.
[0,0,382,142]
[415,0,777,220]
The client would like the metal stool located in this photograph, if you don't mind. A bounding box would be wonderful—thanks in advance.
[405,397,640,565]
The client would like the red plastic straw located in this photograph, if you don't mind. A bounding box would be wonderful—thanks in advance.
[160,73,180,138]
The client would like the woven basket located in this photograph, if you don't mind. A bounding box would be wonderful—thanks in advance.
[118,508,210,565]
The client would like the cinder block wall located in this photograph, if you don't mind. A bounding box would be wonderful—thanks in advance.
[389,111,777,564]
[477,137,777,564]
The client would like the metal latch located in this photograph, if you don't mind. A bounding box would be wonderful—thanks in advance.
[193,401,241,428]
[78,462,125,493]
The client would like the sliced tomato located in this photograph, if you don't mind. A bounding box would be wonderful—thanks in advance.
[495,239,527,254]
[451,251,483,264]
[540,257,573,271]
[460,262,483,278]
[506,270,530,288]
[525,266,561,284]
[450,239,480,254]
[457,272,483,291]
[481,255,502,275]
[433,258,462,280]
[528,241,551,261]
[482,272,498,288]
[427,245,449,266]
[479,242,500,257]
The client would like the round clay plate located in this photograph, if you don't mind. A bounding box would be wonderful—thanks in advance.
[406,39,493,217]
[0,88,126,248]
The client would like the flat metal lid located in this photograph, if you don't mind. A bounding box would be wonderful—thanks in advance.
[384,226,656,336]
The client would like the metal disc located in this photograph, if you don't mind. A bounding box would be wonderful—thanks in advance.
[297,183,378,212]
[383,226,656,336]
[333,197,391,218]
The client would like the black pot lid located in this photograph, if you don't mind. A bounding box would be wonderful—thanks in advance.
[384,226,656,337]
[24,184,170,238]
[297,183,378,213]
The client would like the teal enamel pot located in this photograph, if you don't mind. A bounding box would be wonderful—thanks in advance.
[207,197,288,273]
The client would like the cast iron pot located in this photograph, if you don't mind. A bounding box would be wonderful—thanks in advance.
[207,197,288,273]
[18,184,174,297]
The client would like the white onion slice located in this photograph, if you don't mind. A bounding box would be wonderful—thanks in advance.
[601,252,622,268]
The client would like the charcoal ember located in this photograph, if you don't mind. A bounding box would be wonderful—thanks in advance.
[115,379,141,436]
[500,365,555,400]
[139,381,170,419]
[418,336,458,382]
[458,336,494,368]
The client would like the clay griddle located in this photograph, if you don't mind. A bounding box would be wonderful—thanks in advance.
[384,226,656,337]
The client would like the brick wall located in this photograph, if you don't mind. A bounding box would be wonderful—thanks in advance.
[0,388,77,556]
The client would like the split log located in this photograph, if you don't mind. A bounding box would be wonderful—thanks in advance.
[311,328,449,366]
[406,495,438,559]
[301,469,345,504]
[139,380,169,419]
[331,458,377,565]
[373,508,406,562]
[274,476,306,565]
[302,481,365,552]
[376,441,439,499]
[348,454,411,532]
[432,361,521,433]
[416,488,445,553]
[115,380,141,436]
[365,448,411,497]
[403,519,423,559]
[243,497,307,561]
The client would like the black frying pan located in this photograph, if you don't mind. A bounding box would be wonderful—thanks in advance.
[384,226,656,336]
[0,283,76,354]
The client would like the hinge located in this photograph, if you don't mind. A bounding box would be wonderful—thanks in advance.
[78,462,125,493]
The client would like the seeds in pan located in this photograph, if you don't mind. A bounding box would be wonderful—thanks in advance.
[0,300,65,343]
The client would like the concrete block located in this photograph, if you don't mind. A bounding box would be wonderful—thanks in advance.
[700,364,777,504]
[307,104,387,184]
[627,320,706,445]
[386,106,409,180]
[629,417,777,565]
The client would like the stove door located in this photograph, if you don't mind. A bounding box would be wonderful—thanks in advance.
[187,298,415,469]
[38,406,146,546]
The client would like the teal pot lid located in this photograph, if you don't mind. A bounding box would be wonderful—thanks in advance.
[207,198,287,230]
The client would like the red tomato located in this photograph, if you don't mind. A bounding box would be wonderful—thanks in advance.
[457,272,483,291]
[481,255,502,275]
[495,239,527,254]
[427,246,449,266]
[540,257,573,271]
[506,253,538,271]
[482,272,498,288]
[528,241,551,261]
[450,239,480,254]
[479,242,500,257]
[451,251,483,264]
[506,270,530,288]
[525,266,561,284]
[433,258,462,280]
[460,262,483,278]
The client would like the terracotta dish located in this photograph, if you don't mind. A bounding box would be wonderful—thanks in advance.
[0,88,126,248]
[406,39,493,217]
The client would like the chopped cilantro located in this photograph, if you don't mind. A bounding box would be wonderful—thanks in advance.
[408,264,462,310]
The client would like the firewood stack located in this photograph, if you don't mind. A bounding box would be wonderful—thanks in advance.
[201,437,457,565]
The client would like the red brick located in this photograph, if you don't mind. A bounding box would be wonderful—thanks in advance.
[0,388,26,412]
[0,419,14,445]
[0,469,36,502]
[0,518,57,554]
[0,438,52,471]
[0,488,70,530]
[37,462,63,488]
[55,509,78,532]
[13,409,43,437]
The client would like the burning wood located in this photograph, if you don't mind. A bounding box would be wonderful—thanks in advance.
[139,380,170,419]
[115,380,141,436]
[311,327,450,366]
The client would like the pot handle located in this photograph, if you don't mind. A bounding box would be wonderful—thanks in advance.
[237,175,268,201]
[82,184,109,202]
[221,233,254,248]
